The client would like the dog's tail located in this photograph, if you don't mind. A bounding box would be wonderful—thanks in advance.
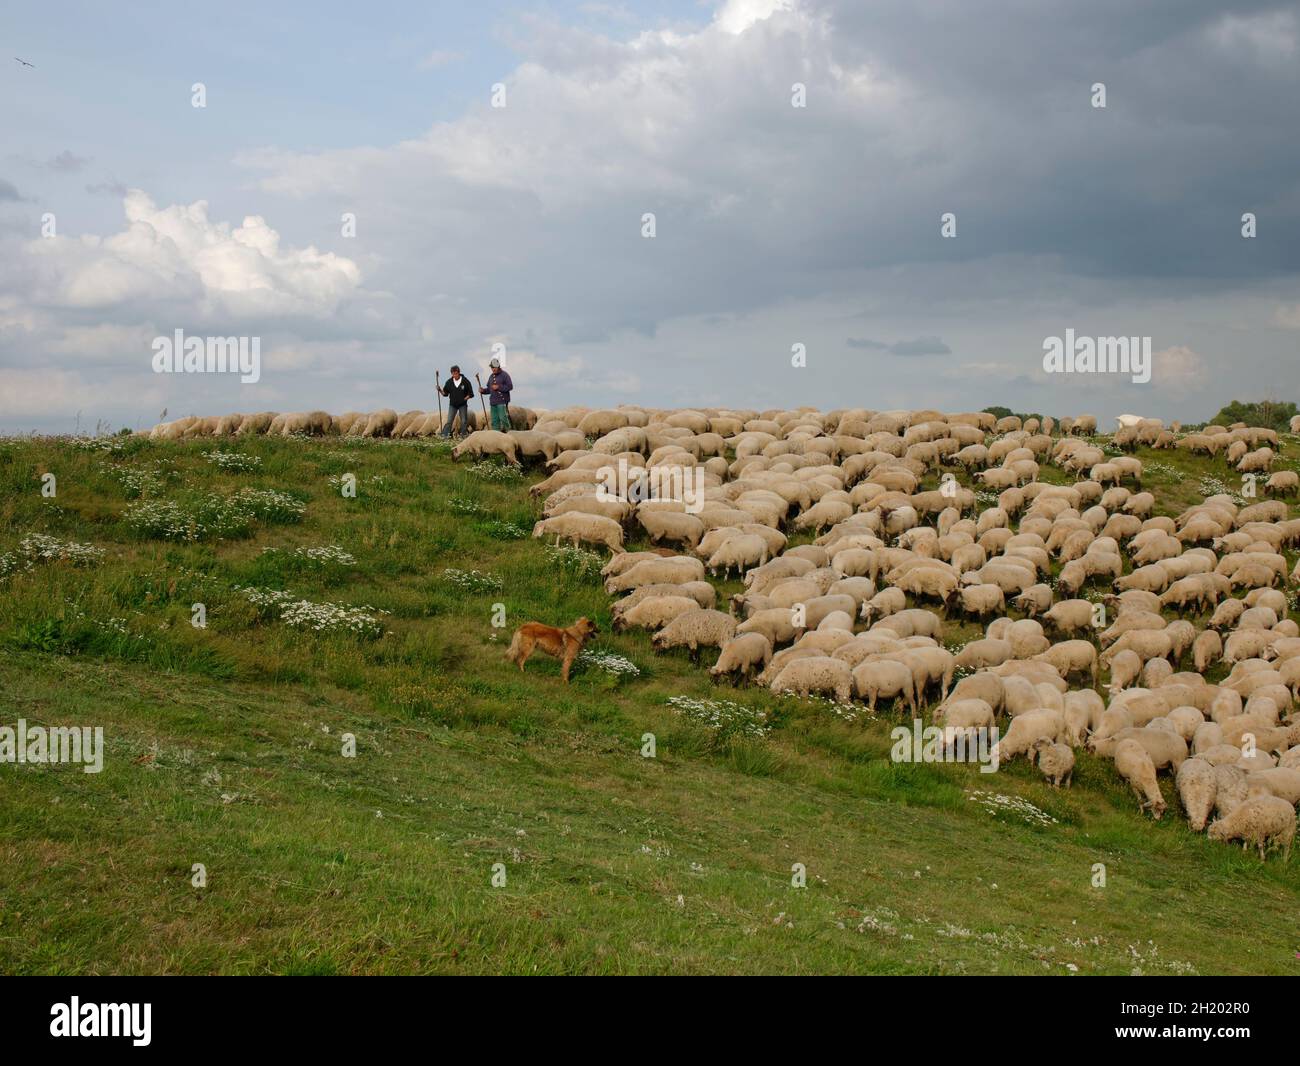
[505,629,523,664]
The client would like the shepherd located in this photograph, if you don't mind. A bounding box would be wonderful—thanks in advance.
[478,356,513,432]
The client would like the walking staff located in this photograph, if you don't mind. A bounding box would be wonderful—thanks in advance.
[474,372,491,426]
[435,369,444,430]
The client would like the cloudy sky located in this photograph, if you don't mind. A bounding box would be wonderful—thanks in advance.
[3,0,1298,433]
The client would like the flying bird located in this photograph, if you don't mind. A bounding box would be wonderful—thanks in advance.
[14,57,34,68]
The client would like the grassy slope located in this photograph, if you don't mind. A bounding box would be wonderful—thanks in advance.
[0,433,1297,975]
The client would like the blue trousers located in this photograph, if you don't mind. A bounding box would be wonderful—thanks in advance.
[441,404,472,436]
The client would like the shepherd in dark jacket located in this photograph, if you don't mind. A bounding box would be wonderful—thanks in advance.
[440,365,474,437]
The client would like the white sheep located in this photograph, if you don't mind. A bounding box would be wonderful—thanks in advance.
[1032,739,1075,787]
[651,610,737,659]
[706,533,769,578]
[1176,758,1217,831]
[452,430,521,465]
[770,656,854,704]
[604,557,706,594]
[533,513,625,554]
[1114,739,1166,819]
[1207,794,1296,859]
[990,709,1063,764]
[710,633,773,685]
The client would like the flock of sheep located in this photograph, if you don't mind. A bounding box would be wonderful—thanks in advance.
[146,406,540,440]
[149,404,1300,859]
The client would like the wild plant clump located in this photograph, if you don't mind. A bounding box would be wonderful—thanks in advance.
[544,543,604,580]
[204,451,263,472]
[125,488,305,541]
[237,586,385,637]
[442,567,504,593]
[1,533,106,578]
[666,695,770,738]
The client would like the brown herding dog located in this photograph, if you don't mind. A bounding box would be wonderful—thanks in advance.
[505,617,599,683]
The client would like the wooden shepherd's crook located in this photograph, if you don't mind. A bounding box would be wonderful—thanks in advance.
[434,370,444,430]
[474,371,491,426]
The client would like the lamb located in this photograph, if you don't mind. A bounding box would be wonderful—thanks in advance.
[451,430,521,465]
[770,656,854,704]
[1032,739,1075,787]
[533,513,625,554]
[1176,757,1217,831]
[1114,738,1167,819]
[1207,795,1296,859]
[706,533,769,578]
[604,556,706,594]
[710,633,773,685]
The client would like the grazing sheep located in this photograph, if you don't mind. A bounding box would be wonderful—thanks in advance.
[736,608,804,647]
[955,638,1012,672]
[852,659,917,713]
[770,656,854,704]
[604,556,706,594]
[652,610,737,659]
[1176,758,1218,831]
[1106,649,1143,693]
[706,533,769,578]
[1091,727,1188,772]
[1193,630,1223,673]
[612,595,700,633]
[638,510,707,550]
[1114,739,1167,819]
[1244,767,1300,806]
[1032,640,1098,685]
[1033,739,1075,787]
[1207,795,1296,860]
[533,513,625,554]
[861,587,907,624]
[452,430,521,465]
[1063,689,1104,746]
[710,633,773,685]
[990,709,1064,764]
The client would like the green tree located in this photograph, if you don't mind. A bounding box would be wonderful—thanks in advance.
[1209,399,1298,433]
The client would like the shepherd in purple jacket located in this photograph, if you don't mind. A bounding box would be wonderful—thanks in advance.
[482,356,513,431]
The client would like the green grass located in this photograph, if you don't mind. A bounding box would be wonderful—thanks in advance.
[0,432,1297,975]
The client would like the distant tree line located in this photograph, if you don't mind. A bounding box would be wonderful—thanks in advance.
[1209,400,1297,433]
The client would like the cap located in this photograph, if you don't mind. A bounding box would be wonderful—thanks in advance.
[489,357,501,368]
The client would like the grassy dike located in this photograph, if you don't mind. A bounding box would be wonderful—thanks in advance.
[0,432,1297,974]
